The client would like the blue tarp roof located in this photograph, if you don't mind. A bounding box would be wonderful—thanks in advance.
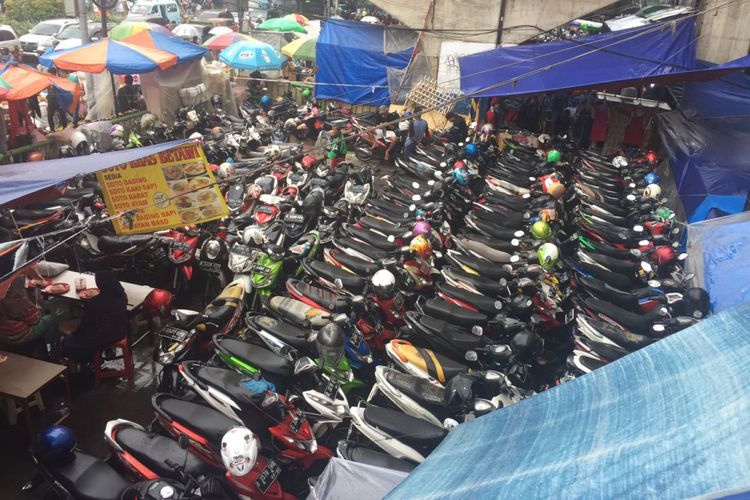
[390,301,750,499]
[459,18,750,97]
[0,139,188,207]
[315,19,412,105]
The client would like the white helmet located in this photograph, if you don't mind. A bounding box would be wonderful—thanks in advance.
[612,156,628,168]
[398,120,409,132]
[371,269,396,300]
[218,162,235,180]
[537,133,551,144]
[644,183,661,199]
[242,226,266,246]
[189,132,203,143]
[111,124,124,138]
[221,427,259,477]
[140,113,157,130]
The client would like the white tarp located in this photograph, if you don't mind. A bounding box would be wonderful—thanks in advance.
[437,41,495,92]
[307,458,408,500]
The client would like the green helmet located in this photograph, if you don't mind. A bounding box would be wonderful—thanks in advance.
[654,206,675,222]
[547,149,561,164]
[302,89,312,100]
[531,220,552,241]
[537,242,559,270]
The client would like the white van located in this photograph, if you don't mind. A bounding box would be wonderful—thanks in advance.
[128,0,181,26]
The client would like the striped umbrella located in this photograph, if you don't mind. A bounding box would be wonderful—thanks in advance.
[123,31,208,64]
[46,38,177,74]
[281,36,316,62]
[109,21,171,41]
[203,32,256,51]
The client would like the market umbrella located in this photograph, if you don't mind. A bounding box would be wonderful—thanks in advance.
[285,13,308,26]
[203,32,255,51]
[0,77,10,98]
[46,38,177,74]
[172,23,204,40]
[281,36,316,62]
[208,26,233,36]
[219,40,285,71]
[109,21,171,41]
[0,63,80,112]
[123,30,208,63]
[256,17,307,34]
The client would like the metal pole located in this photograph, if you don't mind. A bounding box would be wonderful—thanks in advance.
[101,6,119,115]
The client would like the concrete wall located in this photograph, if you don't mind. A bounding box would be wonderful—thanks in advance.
[696,0,750,64]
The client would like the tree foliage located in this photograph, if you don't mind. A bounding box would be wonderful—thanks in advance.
[4,0,66,36]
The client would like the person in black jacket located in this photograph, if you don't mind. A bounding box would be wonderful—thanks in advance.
[61,271,128,362]
[445,112,468,143]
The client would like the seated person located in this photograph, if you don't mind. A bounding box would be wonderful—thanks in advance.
[0,276,59,360]
[445,111,468,143]
[61,271,128,363]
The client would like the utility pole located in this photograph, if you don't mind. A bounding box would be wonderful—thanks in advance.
[77,0,93,118]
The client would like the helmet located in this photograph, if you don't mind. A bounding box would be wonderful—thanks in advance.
[453,160,465,169]
[189,132,203,143]
[530,220,552,241]
[465,143,477,158]
[510,329,541,358]
[371,269,396,300]
[398,120,409,132]
[412,221,431,238]
[537,133,551,144]
[546,149,561,164]
[301,155,317,170]
[28,151,44,162]
[612,156,628,168]
[644,172,660,185]
[547,181,565,200]
[537,242,559,270]
[317,323,345,368]
[646,151,658,165]
[242,226,266,246]
[37,425,76,462]
[682,287,710,319]
[509,296,535,319]
[218,162,235,179]
[110,124,124,138]
[453,167,470,186]
[538,207,557,223]
[652,245,676,266]
[221,427,259,477]
[302,89,312,100]
[260,95,272,107]
[142,289,173,319]
[70,131,89,155]
[644,183,661,199]
[140,113,157,130]
[409,235,432,259]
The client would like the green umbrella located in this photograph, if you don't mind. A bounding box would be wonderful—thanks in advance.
[257,17,308,34]
[281,36,316,61]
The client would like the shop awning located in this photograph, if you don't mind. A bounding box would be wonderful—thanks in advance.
[459,18,750,97]
[0,139,188,207]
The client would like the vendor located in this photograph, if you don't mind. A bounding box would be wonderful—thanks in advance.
[117,75,140,113]
[445,111,468,143]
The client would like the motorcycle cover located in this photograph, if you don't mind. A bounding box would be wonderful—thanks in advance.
[307,458,407,500]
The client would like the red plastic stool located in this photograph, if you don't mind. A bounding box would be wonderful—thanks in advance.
[94,337,134,387]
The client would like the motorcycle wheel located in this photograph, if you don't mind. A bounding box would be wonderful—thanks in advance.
[354,147,373,162]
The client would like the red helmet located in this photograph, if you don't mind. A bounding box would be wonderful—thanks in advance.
[29,152,45,162]
[209,164,220,173]
[652,245,676,266]
[301,155,317,170]
[453,160,465,169]
[646,151,657,165]
[143,289,173,319]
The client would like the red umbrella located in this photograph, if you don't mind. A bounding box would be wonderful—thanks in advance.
[202,32,256,51]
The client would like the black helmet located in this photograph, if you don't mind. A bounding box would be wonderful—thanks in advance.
[316,323,345,368]
[510,330,541,359]
[302,191,324,215]
[681,287,710,319]
[509,295,534,319]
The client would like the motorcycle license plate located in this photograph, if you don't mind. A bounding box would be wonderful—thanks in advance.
[350,329,363,348]
[255,459,282,493]
[232,245,253,257]
[199,261,222,273]
[323,378,340,399]
[170,241,192,253]
[251,263,271,275]
[285,213,305,224]
[161,326,189,342]
[564,309,575,325]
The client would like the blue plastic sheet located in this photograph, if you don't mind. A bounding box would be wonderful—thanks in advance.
[390,301,750,499]
[682,61,750,119]
[315,20,412,105]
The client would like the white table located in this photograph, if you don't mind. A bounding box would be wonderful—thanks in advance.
[45,270,154,312]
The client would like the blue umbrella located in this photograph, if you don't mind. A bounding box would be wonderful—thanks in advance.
[219,40,285,71]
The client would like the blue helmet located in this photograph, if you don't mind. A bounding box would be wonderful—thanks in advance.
[37,425,76,460]
[465,143,477,158]
[453,167,470,186]
[260,95,272,107]
[644,172,660,185]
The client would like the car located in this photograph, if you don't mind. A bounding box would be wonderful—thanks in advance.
[37,23,105,55]
[127,0,181,26]
[19,19,77,60]
[0,25,19,52]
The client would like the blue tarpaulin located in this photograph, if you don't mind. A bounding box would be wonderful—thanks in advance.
[315,19,413,105]
[459,18,750,97]
[0,139,188,207]
[390,301,750,499]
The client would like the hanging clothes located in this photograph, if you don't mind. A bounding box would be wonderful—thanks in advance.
[590,101,609,143]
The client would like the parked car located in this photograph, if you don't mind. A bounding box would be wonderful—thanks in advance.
[0,24,19,52]
[19,19,77,60]
[128,0,181,26]
[37,23,105,56]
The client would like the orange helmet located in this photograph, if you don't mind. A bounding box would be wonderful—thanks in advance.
[547,181,566,200]
[409,235,432,259]
[29,152,44,162]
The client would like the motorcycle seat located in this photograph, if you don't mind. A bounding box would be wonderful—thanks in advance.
[347,226,398,251]
[448,252,510,281]
[384,368,446,407]
[422,298,488,328]
[246,315,313,352]
[459,232,517,254]
[469,217,521,241]
[152,393,235,451]
[308,260,368,293]
[473,207,525,229]
[226,114,245,124]
[583,297,664,336]
[415,313,489,353]
[358,216,408,237]
[366,205,415,222]
[48,451,130,500]
[337,441,416,473]
[98,234,153,253]
[13,208,57,220]
[116,427,219,481]
[287,279,349,312]
[393,342,468,382]
[584,316,656,351]
[363,406,447,454]
[336,237,388,261]
[444,267,504,297]
[326,248,380,275]
[454,237,514,264]
[268,296,330,328]
[436,283,502,316]
[212,336,293,378]
[481,191,528,211]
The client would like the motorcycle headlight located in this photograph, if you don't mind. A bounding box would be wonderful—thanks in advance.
[205,240,221,260]
[229,253,253,273]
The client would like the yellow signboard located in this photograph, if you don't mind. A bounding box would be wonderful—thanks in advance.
[97,143,229,235]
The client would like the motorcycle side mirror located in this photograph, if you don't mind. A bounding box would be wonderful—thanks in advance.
[473,398,496,416]
[648,279,662,288]
[627,194,637,201]
[653,324,666,333]
[510,255,521,263]
[633,224,644,233]
[261,392,279,408]
[678,253,687,261]
[334,278,344,289]
[465,350,478,362]
[412,194,422,202]
[294,357,318,375]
